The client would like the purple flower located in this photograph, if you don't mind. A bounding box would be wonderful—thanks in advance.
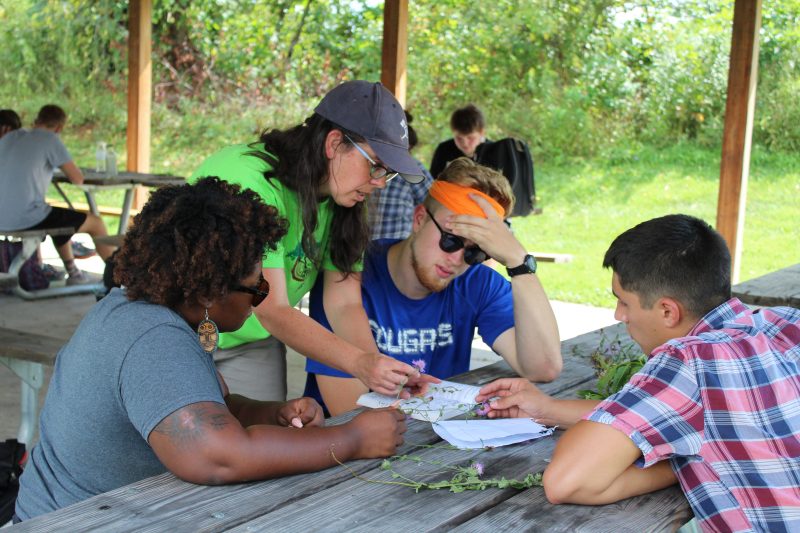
[471,461,484,476]
[411,359,426,373]
[474,402,490,417]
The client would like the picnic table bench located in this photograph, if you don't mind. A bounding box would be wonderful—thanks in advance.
[8,322,692,532]
[0,327,62,444]
[732,263,800,308]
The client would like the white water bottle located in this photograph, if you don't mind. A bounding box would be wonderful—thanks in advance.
[95,142,107,173]
[106,147,118,177]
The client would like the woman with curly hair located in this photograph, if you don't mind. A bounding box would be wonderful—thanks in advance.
[191,81,437,403]
[13,178,406,523]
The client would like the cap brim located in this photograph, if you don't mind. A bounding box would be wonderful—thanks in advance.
[368,140,426,184]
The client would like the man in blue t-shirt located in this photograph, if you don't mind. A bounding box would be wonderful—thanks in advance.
[307,157,562,415]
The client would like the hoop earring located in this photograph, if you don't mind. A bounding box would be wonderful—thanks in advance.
[197,308,219,354]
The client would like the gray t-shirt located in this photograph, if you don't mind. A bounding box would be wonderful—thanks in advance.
[0,128,71,230]
[15,288,226,521]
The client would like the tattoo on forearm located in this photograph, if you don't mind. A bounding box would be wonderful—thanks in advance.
[154,403,230,448]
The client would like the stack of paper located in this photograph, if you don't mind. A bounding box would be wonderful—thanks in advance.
[432,419,555,449]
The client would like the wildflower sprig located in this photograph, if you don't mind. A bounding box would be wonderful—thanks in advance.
[331,443,543,493]
[574,330,647,399]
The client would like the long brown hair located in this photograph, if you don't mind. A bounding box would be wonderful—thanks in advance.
[250,113,368,275]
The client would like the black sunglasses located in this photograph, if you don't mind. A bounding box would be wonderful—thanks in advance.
[236,273,270,307]
[424,208,489,266]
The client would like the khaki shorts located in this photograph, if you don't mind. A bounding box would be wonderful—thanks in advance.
[213,336,287,402]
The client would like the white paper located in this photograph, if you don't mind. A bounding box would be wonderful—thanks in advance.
[357,380,482,422]
[432,418,555,449]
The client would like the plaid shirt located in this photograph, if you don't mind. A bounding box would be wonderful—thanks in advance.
[587,298,800,533]
[368,160,433,240]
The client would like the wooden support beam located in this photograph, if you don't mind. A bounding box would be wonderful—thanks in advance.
[126,0,152,211]
[716,0,761,283]
[381,0,408,107]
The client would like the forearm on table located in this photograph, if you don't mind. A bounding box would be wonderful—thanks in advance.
[256,304,362,374]
[509,274,562,380]
[159,420,364,484]
[225,394,283,426]
[547,460,677,505]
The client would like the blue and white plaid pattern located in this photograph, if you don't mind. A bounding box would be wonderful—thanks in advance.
[588,299,800,532]
[369,160,433,240]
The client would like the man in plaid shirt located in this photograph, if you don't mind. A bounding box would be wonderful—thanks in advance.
[369,111,434,240]
[368,163,433,240]
[477,214,800,532]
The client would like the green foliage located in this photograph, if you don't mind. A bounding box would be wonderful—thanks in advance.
[3,0,799,157]
[511,143,800,307]
[575,332,647,399]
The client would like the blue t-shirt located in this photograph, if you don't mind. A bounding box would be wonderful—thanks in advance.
[306,239,514,380]
[15,288,225,521]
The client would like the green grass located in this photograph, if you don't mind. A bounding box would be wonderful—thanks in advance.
[513,143,800,307]
[48,123,799,309]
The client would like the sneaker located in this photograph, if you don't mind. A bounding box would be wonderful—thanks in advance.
[66,270,94,286]
[41,263,65,282]
[71,241,97,259]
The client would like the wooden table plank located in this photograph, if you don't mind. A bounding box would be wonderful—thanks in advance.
[449,485,692,533]
[732,263,800,308]
[228,437,557,532]
[0,327,63,366]
[226,381,598,533]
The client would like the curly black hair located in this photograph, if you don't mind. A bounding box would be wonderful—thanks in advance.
[114,177,287,308]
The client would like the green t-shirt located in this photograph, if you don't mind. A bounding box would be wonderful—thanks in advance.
[190,143,337,349]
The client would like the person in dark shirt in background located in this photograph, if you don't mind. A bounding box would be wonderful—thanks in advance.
[429,104,489,179]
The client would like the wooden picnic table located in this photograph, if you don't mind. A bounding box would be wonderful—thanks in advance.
[9,323,692,532]
[732,263,800,308]
[52,169,185,234]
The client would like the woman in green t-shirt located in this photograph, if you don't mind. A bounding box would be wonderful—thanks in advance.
[192,81,435,404]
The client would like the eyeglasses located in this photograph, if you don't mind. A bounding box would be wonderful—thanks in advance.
[344,134,399,183]
[424,208,489,265]
[236,273,270,307]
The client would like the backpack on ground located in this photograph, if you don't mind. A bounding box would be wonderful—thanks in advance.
[0,239,50,292]
[0,439,26,525]
[476,137,536,217]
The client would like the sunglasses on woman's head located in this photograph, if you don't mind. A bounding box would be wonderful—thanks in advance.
[424,208,489,266]
[236,273,270,307]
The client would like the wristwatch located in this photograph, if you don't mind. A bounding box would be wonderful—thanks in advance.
[506,254,537,277]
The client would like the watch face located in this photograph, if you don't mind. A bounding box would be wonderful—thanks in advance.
[524,255,537,272]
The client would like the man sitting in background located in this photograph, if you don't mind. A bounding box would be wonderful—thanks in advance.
[429,104,489,179]
[307,157,562,415]
[0,104,114,284]
[477,214,800,532]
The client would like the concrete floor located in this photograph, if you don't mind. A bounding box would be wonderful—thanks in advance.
[0,236,616,446]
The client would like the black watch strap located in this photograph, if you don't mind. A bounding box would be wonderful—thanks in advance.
[506,254,537,277]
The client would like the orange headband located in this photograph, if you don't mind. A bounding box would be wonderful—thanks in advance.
[428,180,504,218]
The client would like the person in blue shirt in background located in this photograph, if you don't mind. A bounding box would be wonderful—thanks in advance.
[306,157,562,415]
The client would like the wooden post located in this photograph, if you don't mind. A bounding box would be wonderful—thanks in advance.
[381,0,408,107]
[127,0,152,211]
[716,0,761,283]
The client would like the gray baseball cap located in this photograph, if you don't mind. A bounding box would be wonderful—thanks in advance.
[315,80,425,184]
